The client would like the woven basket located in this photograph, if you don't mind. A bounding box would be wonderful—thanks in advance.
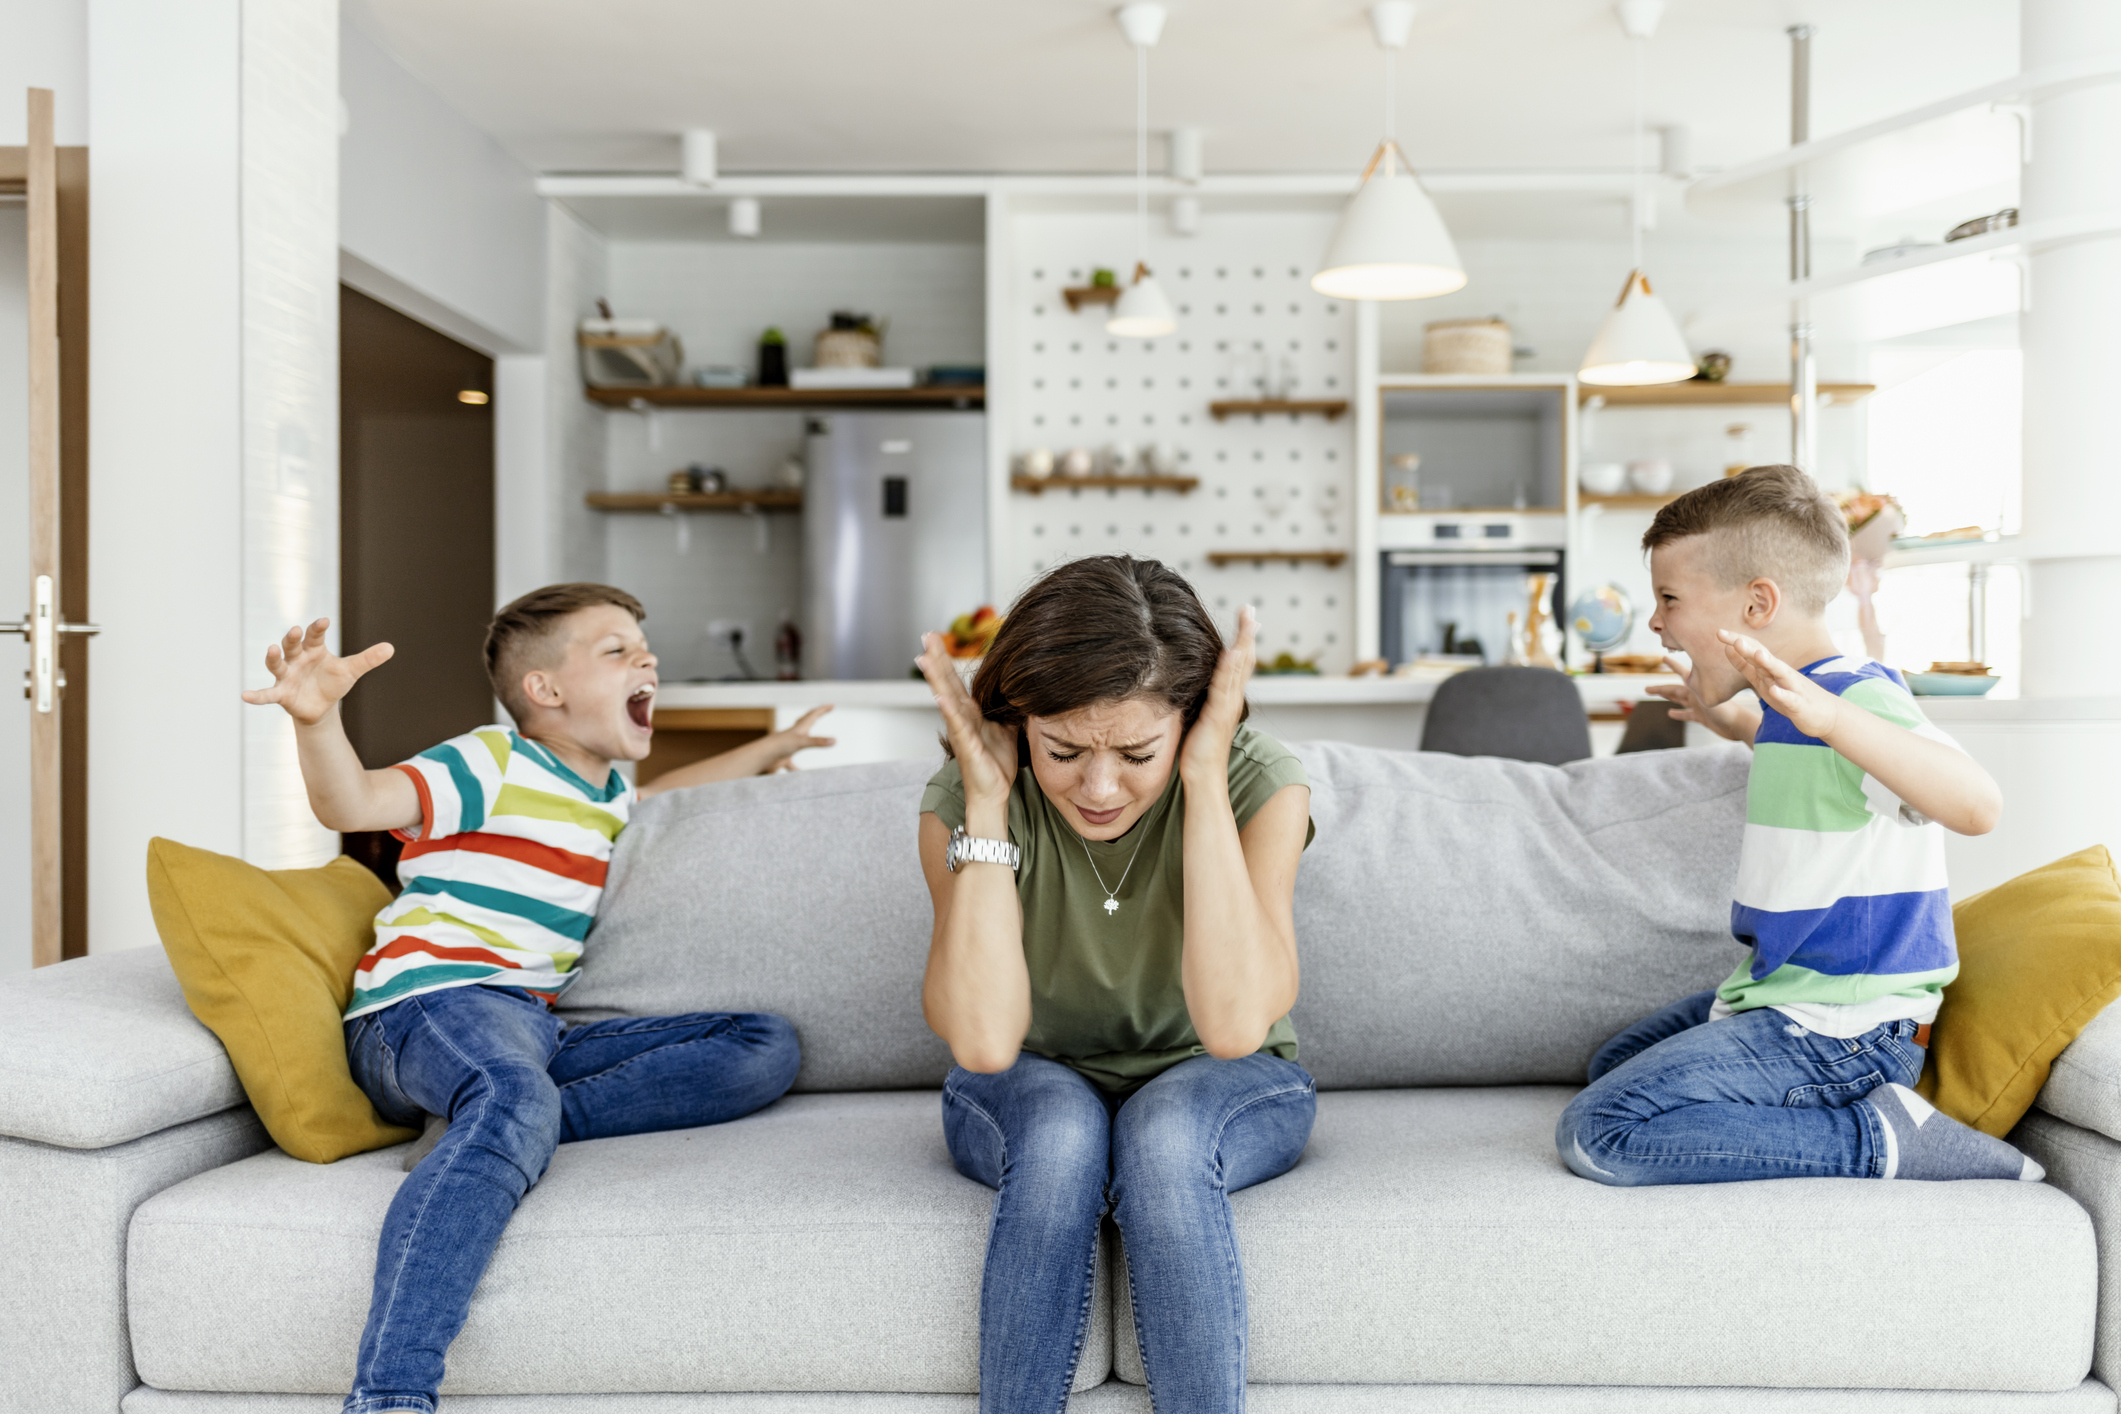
[1423,318,1512,375]
[814,327,882,369]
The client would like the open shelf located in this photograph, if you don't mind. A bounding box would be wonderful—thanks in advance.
[1578,382,1874,407]
[586,490,803,513]
[1579,492,1679,508]
[1012,473,1199,496]
[585,385,984,410]
[1206,549,1348,568]
[1210,398,1349,421]
[1061,285,1122,311]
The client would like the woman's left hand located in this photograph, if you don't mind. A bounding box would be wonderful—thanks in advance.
[1181,604,1257,782]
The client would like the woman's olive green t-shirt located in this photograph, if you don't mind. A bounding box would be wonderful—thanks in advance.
[920,722,1312,1095]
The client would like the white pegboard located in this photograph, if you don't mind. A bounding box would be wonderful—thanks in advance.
[1005,210,1358,672]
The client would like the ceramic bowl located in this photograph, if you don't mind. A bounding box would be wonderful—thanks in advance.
[1628,459,1675,494]
[1019,447,1054,480]
[1579,462,1627,496]
[1905,671,2000,697]
[1059,447,1094,478]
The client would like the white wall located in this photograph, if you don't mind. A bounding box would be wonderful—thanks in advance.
[547,203,610,586]
[0,0,87,144]
[337,17,544,354]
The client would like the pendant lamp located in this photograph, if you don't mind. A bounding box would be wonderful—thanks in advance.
[1578,0,1693,386]
[1313,3,1465,301]
[1110,4,1176,339]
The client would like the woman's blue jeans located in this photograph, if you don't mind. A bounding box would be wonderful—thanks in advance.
[1556,988,1927,1186]
[942,1051,1317,1414]
[341,984,801,1414]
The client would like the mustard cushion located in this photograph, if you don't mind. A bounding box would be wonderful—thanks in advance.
[1918,845,2121,1136]
[146,837,419,1163]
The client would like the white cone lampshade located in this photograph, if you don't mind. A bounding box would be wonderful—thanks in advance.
[1579,270,1694,386]
[1107,266,1177,339]
[1312,143,1466,301]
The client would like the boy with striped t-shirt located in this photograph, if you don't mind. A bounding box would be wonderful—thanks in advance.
[244,583,833,1414]
[1556,466,2043,1187]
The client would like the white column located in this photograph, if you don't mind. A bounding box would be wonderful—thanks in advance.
[2019,0,2121,699]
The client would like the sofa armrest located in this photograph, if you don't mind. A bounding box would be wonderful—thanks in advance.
[0,947,247,1148]
[2038,1001,2121,1143]
[2016,1111,2121,1392]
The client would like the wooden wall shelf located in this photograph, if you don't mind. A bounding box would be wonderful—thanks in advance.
[587,491,803,513]
[1012,474,1200,495]
[585,385,983,410]
[1577,381,1874,407]
[1209,398,1350,421]
[1061,285,1123,311]
[1206,550,1348,568]
[1579,492,1679,508]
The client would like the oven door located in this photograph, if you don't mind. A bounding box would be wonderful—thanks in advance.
[1380,549,1563,667]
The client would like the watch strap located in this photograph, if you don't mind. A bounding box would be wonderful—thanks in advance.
[947,825,1021,873]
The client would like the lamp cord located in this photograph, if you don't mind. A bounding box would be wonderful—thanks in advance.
[1135,41,1148,269]
[1631,35,1645,273]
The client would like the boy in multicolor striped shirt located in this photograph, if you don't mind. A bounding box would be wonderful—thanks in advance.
[244,583,833,1414]
[1556,466,2042,1186]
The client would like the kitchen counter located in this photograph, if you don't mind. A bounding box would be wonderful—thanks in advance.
[653,672,1686,767]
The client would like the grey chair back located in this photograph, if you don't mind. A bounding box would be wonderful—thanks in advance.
[1420,666,1591,765]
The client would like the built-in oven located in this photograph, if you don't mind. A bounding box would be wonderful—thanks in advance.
[1378,513,1566,667]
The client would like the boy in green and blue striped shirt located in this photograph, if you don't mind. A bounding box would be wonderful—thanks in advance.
[1556,465,2042,1186]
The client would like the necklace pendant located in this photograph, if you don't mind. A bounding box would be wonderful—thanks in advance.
[1103,897,1120,916]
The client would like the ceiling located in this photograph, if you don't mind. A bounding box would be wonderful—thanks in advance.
[348,0,2019,184]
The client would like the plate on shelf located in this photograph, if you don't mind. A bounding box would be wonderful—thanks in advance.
[1904,670,2000,697]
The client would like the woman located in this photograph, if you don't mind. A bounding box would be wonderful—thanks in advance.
[914,555,1315,1414]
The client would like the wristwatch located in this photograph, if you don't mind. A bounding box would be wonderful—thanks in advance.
[946,825,1021,873]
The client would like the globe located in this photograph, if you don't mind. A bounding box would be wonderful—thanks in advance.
[1570,583,1635,656]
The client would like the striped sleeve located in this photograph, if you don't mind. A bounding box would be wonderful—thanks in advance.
[1840,678,1961,825]
[392,727,513,844]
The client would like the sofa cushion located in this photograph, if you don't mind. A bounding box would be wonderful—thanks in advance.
[0,946,247,1149]
[1288,742,1752,1086]
[127,1092,1112,1397]
[1114,1088,2096,1391]
[563,760,953,1092]
[566,747,1750,1093]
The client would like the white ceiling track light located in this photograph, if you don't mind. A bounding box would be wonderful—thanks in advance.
[681,129,717,186]
[1578,0,1695,386]
[1312,2,1466,301]
[728,196,760,238]
[1109,3,1177,339]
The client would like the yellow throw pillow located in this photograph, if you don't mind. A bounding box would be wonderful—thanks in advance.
[1918,845,2121,1136]
[146,837,419,1163]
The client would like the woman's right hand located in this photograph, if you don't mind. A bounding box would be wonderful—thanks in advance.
[917,632,1018,807]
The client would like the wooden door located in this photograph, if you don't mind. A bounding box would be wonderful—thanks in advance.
[3,90,92,967]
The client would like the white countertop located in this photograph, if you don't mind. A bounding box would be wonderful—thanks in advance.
[653,672,1687,711]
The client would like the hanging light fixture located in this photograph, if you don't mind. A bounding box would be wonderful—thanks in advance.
[1109,3,1176,339]
[1313,3,1465,301]
[1578,0,1694,386]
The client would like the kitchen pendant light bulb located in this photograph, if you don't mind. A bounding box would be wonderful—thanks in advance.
[1312,144,1466,300]
[728,197,760,238]
[1578,270,1694,385]
[1108,265,1177,339]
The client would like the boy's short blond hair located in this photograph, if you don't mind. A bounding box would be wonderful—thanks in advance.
[484,583,645,722]
[1641,464,1850,616]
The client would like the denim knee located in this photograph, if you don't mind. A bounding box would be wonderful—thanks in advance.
[731,1012,802,1108]
[1554,1089,1631,1187]
[458,1064,563,1185]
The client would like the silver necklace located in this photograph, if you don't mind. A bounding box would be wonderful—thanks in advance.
[1080,827,1149,917]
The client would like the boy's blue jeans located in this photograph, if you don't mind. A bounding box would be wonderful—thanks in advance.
[341,984,801,1414]
[1556,988,1927,1186]
[942,1051,1316,1414]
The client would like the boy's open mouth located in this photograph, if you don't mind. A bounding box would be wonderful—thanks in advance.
[626,685,655,731]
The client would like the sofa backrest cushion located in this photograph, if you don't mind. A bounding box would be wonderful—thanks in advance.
[565,743,1752,1092]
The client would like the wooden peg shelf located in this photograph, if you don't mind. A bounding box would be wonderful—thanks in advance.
[586,490,803,513]
[1209,398,1350,422]
[1012,474,1200,496]
[1061,285,1123,311]
[1206,550,1348,569]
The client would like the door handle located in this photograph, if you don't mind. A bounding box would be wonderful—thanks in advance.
[9,575,99,713]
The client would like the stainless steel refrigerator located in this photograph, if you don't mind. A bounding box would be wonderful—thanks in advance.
[803,411,988,680]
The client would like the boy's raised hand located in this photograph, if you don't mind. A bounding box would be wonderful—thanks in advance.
[757,705,838,773]
[240,618,394,726]
[1719,629,1843,739]
[1645,652,1761,743]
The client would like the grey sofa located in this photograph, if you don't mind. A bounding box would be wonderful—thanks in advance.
[5,741,2119,1414]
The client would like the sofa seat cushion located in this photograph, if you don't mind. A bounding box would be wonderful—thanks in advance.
[1116,1089,2096,1391]
[128,1092,1112,1396]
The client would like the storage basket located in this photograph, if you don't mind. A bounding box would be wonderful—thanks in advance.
[1422,318,1512,375]
[578,319,684,389]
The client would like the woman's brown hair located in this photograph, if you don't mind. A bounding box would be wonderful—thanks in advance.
[949,556,1243,756]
